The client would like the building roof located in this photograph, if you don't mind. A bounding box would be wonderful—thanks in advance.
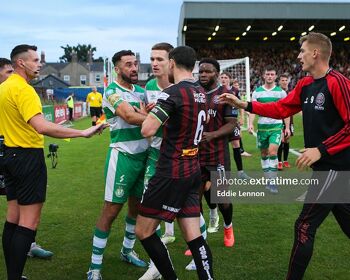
[42,61,104,72]
[32,74,70,87]
[178,1,350,45]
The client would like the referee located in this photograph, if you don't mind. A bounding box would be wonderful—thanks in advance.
[0,44,105,280]
[86,86,103,126]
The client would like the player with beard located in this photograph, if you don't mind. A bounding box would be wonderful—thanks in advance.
[87,50,150,280]
[198,58,236,248]
[136,46,214,280]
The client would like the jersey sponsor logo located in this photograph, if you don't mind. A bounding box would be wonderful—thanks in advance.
[119,175,125,183]
[105,88,115,97]
[314,92,325,111]
[147,91,158,104]
[162,204,180,213]
[208,108,217,118]
[158,92,169,100]
[193,91,206,103]
[107,93,121,107]
[181,147,199,156]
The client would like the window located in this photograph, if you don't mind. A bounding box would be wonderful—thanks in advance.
[95,74,101,83]
[63,75,70,82]
[80,75,87,85]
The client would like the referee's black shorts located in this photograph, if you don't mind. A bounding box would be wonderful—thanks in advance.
[3,147,47,205]
[90,107,102,118]
[139,171,201,223]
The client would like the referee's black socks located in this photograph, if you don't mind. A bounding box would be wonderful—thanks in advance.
[2,221,17,271]
[8,225,36,280]
[187,235,214,280]
[140,232,177,280]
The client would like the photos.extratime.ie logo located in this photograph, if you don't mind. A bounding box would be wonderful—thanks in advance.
[216,176,319,188]
[211,171,321,204]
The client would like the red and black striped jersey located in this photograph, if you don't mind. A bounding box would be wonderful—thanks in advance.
[199,85,235,168]
[247,69,350,170]
[150,80,207,178]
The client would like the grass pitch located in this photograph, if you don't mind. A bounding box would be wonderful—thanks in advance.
[0,115,349,279]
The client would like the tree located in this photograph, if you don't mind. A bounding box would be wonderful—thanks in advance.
[59,44,98,63]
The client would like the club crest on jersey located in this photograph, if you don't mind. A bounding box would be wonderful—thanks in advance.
[115,188,124,198]
[315,92,325,111]
[213,95,220,104]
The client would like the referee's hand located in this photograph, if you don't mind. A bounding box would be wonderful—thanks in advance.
[82,123,109,138]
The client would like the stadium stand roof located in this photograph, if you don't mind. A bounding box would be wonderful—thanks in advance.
[178,1,350,46]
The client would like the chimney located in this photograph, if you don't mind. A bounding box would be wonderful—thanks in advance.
[71,51,78,63]
[87,50,93,64]
[136,52,140,63]
[40,51,46,65]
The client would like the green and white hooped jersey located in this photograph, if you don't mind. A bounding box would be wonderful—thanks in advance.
[145,78,163,150]
[252,85,287,131]
[103,81,149,155]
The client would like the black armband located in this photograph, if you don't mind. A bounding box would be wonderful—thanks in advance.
[246,102,253,113]
[150,106,169,124]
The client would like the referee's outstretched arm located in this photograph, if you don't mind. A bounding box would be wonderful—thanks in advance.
[29,113,107,139]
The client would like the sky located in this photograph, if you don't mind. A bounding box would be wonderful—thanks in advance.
[1,0,348,63]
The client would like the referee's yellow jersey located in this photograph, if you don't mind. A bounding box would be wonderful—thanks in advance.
[86,91,103,108]
[0,73,44,148]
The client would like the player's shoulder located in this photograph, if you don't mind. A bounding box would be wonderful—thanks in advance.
[273,86,283,91]
[163,82,179,94]
[145,78,157,89]
[104,82,118,97]
[6,74,30,92]
[253,86,264,93]
[134,84,145,93]
[216,85,234,95]
[295,75,314,88]
[326,69,349,84]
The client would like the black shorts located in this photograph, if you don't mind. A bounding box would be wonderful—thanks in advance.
[90,107,102,117]
[201,164,230,183]
[3,147,47,205]
[138,171,201,223]
[229,125,241,141]
[0,159,5,196]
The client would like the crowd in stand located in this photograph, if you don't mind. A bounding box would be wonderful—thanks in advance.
[196,45,350,91]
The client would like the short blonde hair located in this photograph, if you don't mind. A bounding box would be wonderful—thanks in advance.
[299,32,332,61]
